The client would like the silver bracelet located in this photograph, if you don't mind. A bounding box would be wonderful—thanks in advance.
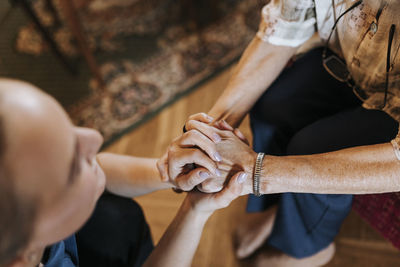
[253,152,265,197]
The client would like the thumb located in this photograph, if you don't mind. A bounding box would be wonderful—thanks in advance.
[212,172,248,209]
[156,154,170,182]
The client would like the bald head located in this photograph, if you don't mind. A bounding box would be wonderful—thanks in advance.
[0,79,75,266]
[0,79,74,195]
[0,79,41,266]
[0,78,105,266]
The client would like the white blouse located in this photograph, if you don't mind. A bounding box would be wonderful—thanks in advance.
[257,0,318,47]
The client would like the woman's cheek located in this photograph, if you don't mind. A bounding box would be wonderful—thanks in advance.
[87,163,105,200]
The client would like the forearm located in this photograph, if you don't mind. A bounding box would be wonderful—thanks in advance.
[208,37,297,127]
[97,153,172,198]
[253,143,400,194]
[143,197,211,267]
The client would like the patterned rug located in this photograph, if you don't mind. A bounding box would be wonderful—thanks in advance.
[8,0,268,147]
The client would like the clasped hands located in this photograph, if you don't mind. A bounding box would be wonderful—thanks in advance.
[157,113,257,209]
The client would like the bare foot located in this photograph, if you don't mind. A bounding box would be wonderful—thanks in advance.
[235,205,277,259]
[254,243,336,267]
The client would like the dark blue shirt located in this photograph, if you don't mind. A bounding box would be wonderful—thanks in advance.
[43,235,78,267]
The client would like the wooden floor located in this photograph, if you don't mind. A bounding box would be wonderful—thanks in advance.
[104,66,400,266]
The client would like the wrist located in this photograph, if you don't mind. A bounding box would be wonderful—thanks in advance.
[208,106,243,128]
[181,195,213,222]
[243,151,257,195]
[242,153,280,195]
[258,155,281,194]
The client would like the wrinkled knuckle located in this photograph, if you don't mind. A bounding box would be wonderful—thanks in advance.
[182,131,191,139]
[177,180,188,191]
[186,119,196,129]
[167,147,176,157]
[191,129,202,137]
[185,130,199,140]
[200,112,208,119]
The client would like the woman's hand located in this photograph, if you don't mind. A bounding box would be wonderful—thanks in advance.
[157,113,251,192]
[185,113,249,145]
[186,171,248,216]
[184,114,250,193]
[185,120,256,194]
[157,127,223,191]
[143,171,249,267]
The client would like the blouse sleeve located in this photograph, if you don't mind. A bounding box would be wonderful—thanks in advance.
[257,0,317,47]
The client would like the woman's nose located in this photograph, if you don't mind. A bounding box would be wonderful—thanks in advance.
[76,127,104,158]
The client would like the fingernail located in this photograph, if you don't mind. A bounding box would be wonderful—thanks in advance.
[214,152,222,162]
[213,133,221,143]
[237,173,247,184]
[215,169,222,177]
[206,115,214,122]
[199,171,210,179]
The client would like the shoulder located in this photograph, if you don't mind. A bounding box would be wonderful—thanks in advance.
[258,0,317,47]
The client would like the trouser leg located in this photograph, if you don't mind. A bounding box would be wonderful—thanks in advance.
[266,107,397,257]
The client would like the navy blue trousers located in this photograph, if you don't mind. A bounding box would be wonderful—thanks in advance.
[247,48,398,258]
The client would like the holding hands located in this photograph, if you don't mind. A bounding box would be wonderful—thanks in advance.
[157,113,257,212]
[144,114,255,267]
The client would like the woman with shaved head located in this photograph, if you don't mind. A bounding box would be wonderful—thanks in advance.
[0,78,249,267]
